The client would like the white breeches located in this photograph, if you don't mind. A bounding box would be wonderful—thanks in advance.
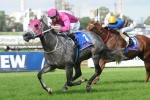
[118,23,134,33]
[70,21,80,32]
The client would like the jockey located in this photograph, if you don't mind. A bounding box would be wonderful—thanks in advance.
[47,8,80,47]
[102,15,134,47]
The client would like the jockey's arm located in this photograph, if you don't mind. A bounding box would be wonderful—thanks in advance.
[59,15,70,32]
[51,26,60,31]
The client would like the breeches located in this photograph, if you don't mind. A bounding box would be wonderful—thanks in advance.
[70,21,80,33]
[118,23,134,33]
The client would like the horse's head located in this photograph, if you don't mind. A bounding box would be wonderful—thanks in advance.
[86,20,104,35]
[86,20,95,31]
[23,19,42,42]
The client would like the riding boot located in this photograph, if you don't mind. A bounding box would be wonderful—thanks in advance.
[123,32,129,37]
[128,37,134,46]
[69,33,79,48]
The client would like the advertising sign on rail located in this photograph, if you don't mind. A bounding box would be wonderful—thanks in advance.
[88,57,144,67]
[0,52,46,72]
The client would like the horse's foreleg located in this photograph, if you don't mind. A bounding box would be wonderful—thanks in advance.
[62,64,82,91]
[64,65,74,87]
[73,63,88,83]
[37,64,54,94]
[72,63,83,84]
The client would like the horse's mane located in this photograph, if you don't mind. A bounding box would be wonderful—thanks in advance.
[89,20,120,36]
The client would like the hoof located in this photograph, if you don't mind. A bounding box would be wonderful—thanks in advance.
[86,85,91,92]
[48,88,52,94]
[62,86,68,92]
[81,77,88,82]
[76,80,82,85]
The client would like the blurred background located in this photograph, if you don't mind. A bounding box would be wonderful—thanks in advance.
[0,0,150,34]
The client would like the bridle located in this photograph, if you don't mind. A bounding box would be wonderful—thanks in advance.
[41,20,69,54]
[28,19,69,54]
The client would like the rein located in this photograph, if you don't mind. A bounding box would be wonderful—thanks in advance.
[40,20,69,54]
[103,30,110,43]
[45,35,69,53]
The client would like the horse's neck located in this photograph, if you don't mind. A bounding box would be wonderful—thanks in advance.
[102,30,126,48]
[40,32,58,51]
[40,31,71,53]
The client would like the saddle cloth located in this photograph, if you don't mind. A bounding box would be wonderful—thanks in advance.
[125,37,139,53]
[74,31,93,51]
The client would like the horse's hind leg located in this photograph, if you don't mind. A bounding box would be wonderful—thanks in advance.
[144,62,150,82]
[92,59,106,84]
[86,58,102,92]
[37,64,55,94]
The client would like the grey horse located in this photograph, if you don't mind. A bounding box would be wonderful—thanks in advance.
[23,18,123,94]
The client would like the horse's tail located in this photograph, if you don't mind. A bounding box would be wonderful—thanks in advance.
[102,47,123,64]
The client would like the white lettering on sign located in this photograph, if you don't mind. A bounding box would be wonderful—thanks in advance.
[0,35,40,45]
[0,55,26,68]
[1,55,10,68]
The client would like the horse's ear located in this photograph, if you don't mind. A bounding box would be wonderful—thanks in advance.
[90,20,94,22]
[39,15,44,22]
[34,15,37,19]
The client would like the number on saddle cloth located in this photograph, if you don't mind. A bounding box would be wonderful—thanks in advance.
[74,31,93,51]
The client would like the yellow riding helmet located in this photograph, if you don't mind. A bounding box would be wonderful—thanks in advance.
[108,16,117,24]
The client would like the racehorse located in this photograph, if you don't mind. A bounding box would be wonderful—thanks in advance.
[86,20,150,83]
[23,17,123,94]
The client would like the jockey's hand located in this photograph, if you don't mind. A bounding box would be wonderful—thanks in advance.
[102,24,107,27]
[51,26,60,31]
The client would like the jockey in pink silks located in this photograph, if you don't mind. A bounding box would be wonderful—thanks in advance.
[47,8,80,47]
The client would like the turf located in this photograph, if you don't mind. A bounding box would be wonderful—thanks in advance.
[0,67,150,100]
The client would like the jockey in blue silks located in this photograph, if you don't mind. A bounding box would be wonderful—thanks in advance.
[102,15,134,47]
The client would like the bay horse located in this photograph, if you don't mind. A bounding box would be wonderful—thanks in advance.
[23,17,123,94]
[86,20,150,83]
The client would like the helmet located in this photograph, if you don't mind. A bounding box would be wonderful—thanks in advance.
[108,16,117,24]
[47,8,58,18]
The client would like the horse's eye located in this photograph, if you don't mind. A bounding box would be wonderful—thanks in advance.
[34,24,38,27]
